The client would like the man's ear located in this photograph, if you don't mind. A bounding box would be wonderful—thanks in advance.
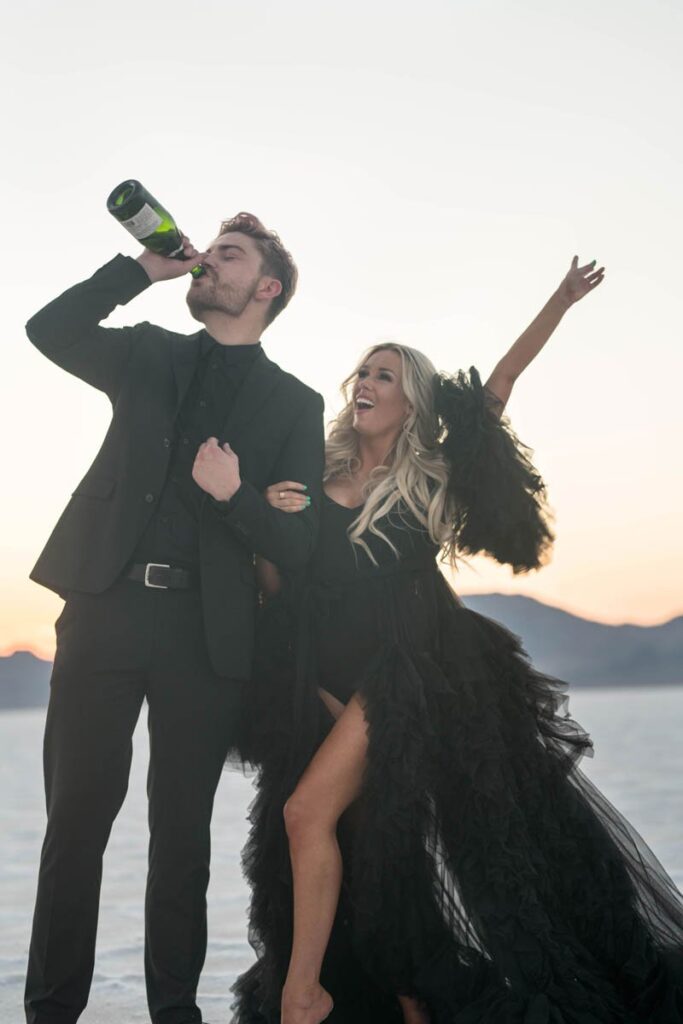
[257,277,283,301]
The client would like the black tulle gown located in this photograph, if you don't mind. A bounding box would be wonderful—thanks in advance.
[231,370,683,1024]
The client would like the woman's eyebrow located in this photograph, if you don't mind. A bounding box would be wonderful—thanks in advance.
[358,364,394,374]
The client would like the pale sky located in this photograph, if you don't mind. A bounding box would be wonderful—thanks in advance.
[1,0,682,657]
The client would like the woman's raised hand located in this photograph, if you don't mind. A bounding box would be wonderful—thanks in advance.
[557,255,605,306]
[264,481,310,513]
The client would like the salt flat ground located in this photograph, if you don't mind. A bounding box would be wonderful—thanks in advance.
[1,686,682,1023]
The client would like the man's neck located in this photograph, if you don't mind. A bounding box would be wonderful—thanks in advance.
[199,311,263,347]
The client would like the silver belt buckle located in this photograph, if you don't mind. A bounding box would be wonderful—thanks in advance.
[144,562,171,589]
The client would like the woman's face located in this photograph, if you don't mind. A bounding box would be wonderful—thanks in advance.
[351,348,411,442]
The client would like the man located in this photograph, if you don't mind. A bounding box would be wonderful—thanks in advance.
[24,213,325,1024]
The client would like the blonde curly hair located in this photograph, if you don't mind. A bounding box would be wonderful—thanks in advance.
[325,343,458,564]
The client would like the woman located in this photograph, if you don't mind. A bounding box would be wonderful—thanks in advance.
[232,256,683,1024]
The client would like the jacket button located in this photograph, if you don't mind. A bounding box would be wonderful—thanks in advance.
[145,493,154,503]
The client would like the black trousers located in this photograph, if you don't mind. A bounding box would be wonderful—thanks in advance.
[24,576,244,1024]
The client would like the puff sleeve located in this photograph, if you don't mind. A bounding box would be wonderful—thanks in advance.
[435,366,554,573]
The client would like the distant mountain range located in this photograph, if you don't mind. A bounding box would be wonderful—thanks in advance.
[1,594,681,709]
[0,650,53,709]
[460,594,682,688]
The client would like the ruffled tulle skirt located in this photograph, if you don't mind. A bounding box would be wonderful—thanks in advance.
[230,571,683,1023]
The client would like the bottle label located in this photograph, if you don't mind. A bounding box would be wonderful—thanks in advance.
[120,203,163,240]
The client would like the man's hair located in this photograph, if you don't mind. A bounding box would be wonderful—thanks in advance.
[218,212,298,326]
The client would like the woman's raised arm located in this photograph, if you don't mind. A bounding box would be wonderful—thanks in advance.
[485,255,605,410]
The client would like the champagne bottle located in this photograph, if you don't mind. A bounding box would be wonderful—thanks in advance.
[106,179,205,276]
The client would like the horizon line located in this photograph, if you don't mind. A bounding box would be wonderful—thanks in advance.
[2,590,682,663]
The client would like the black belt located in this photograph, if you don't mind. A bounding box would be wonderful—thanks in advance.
[125,562,199,590]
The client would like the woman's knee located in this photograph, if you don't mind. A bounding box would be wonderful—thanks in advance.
[283,789,335,843]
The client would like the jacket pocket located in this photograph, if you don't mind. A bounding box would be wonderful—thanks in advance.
[71,474,116,499]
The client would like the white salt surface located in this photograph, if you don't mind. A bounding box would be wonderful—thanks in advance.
[1,686,682,1023]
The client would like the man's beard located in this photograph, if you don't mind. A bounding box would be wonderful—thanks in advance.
[186,275,259,321]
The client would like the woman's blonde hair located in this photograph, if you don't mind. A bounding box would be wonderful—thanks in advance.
[325,343,457,563]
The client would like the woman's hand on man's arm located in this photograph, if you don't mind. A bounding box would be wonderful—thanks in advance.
[264,481,310,513]
[256,481,311,599]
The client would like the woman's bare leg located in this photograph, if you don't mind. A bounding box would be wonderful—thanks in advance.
[306,689,431,1024]
[398,994,431,1023]
[281,693,369,1024]
[317,686,345,721]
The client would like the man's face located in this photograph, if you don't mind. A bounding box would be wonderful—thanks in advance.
[186,231,265,321]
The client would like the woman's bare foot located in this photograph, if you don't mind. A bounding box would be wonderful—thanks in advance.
[398,993,431,1023]
[281,982,334,1024]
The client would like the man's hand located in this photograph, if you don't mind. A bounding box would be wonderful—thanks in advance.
[192,437,241,502]
[136,233,207,284]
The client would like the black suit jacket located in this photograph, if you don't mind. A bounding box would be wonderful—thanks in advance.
[27,255,325,679]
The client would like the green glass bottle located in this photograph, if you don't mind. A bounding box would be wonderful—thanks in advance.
[106,179,204,276]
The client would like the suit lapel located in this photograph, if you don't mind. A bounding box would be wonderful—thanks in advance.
[171,331,203,420]
[218,349,281,445]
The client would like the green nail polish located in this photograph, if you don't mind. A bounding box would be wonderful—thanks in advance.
[303,484,308,490]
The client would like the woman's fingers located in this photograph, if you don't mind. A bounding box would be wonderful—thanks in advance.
[280,501,308,513]
[271,481,307,493]
[572,257,605,274]
[278,493,308,506]
[264,482,310,511]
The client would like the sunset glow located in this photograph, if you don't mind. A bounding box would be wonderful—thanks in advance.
[1,1,681,659]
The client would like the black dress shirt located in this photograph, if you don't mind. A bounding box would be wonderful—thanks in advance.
[129,333,262,568]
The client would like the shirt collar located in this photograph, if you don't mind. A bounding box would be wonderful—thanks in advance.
[200,331,262,365]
